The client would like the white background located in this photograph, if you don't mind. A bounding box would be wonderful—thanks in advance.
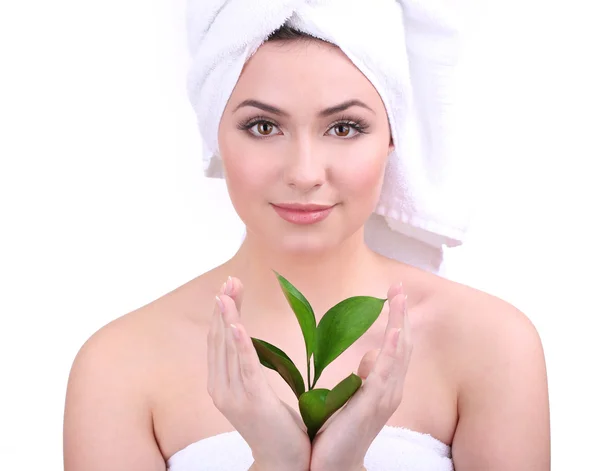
[1,0,599,469]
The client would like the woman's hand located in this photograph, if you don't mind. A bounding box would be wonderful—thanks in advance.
[309,284,412,471]
[207,277,311,471]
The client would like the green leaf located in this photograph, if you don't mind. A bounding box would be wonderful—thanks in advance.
[299,388,330,441]
[325,372,362,412]
[298,373,362,441]
[313,296,386,387]
[274,271,317,364]
[251,337,305,399]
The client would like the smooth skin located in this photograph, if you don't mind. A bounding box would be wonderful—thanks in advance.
[64,38,550,471]
[209,279,311,471]
[309,284,411,471]
[211,277,410,471]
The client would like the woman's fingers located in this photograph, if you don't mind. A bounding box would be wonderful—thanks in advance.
[390,301,412,391]
[232,322,265,398]
[206,297,220,396]
[213,294,229,394]
[357,282,404,383]
[227,276,244,316]
[210,277,241,398]
[225,321,242,396]
[211,275,270,404]
[368,320,402,385]
[387,282,404,302]
[364,292,410,406]
[383,283,405,340]
[357,349,379,381]
[218,281,245,395]
[216,282,266,401]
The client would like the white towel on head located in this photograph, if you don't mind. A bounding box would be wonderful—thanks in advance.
[186,0,475,265]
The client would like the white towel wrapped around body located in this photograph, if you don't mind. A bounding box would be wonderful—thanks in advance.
[167,425,453,470]
[186,0,474,270]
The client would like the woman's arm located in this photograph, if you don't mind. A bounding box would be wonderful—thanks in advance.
[451,298,550,470]
[63,324,166,471]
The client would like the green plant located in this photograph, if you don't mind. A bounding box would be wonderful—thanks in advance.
[250,271,387,441]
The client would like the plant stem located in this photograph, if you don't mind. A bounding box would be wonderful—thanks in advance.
[307,356,312,390]
[310,371,319,390]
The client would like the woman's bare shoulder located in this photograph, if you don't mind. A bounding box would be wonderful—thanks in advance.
[69,266,228,392]
[385,257,542,367]
[422,277,549,465]
[437,276,538,338]
[422,275,545,391]
[375,257,539,358]
[421,274,540,345]
[64,268,230,468]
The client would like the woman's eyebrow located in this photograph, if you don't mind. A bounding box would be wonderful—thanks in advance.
[318,99,375,117]
[233,99,375,117]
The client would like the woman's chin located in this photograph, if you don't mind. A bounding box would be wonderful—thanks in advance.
[273,233,340,256]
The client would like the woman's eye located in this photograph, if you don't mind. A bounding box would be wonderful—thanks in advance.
[327,124,358,138]
[249,121,280,137]
[244,120,364,138]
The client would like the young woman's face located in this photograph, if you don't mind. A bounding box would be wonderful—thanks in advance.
[218,39,394,255]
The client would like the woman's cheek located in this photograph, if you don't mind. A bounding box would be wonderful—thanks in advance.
[224,159,252,200]
[344,152,386,202]
[223,151,274,209]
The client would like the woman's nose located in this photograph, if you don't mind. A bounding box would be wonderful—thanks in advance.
[283,140,326,191]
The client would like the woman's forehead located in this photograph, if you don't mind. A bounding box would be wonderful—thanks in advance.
[232,41,385,112]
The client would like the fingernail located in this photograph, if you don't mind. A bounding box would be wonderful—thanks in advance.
[230,324,241,341]
[225,276,233,296]
[215,295,225,314]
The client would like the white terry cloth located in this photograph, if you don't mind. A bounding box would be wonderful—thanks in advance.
[186,0,475,265]
[167,425,453,470]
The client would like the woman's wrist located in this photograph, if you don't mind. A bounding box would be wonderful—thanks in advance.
[249,461,309,471]
[313,464,366,471]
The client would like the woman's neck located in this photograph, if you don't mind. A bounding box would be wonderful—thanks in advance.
[224,229,393,321]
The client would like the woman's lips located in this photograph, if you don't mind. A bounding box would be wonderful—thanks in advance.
[271,204,335,225]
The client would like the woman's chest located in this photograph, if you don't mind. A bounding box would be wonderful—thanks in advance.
[151,309,458,463]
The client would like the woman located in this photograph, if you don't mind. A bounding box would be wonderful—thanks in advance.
[63,21,550,471]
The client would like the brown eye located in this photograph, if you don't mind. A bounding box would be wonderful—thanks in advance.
[334,124,351,137]
[256,122,275,136]
[239,118,282,138]
[328,123,361,138]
